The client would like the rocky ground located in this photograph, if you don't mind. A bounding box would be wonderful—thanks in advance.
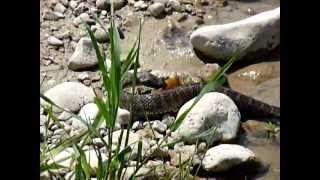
[40,0,280,179]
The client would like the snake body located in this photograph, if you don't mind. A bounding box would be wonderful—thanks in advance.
[119,72,280,122]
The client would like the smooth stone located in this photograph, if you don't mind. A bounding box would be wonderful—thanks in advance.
[94,27,109,43]
[202,144,257,172]
[68,37,98,70]
[151,120,167,134]
[190,7,280,61]
[54,3,67,14]
[173,92,240,143]
[148,2,165,18]
[41,82,95,113]
[48,36,64,46]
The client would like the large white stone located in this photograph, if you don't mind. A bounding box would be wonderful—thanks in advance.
[202,144,257,172]
[41,82,95,113]
[190,7,280,61]
[173,92,241,143]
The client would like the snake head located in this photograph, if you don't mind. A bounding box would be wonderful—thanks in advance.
[137,71,167,89]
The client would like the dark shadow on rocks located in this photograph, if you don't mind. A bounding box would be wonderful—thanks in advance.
[193,45,280,74]
[193,160,268,180]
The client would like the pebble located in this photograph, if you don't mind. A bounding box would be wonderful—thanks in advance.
[148,2,165,18]
[151,120,167,134]
[51,124,59,131]
[134,1,148,11]
[78,72,90,81]
[132,121,143,130]
[48,36,64,46]
[41,82,95,113]
[60,0,69,7]
[202,144,257,172]
[69,0,78,9]
[54,3,67,14]
[94,27,109,43]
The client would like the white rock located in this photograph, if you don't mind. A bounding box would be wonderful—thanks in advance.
[68,37,98,70]
[173,92,240,143]
[48,148,107,173]
[148,2,165,18]
[79,103,99,121]
[202,144,257,172]
[48,148,74,168]
[69,0,78,9]
[152,120,167,133]
[116,108,130,125]
[48,36,64,46]
[41,82,95,113]
[70,103,99,136]
[106,129,150,160]
[54,3,67,14]
[73,13,94,26]
[78,72,90,81]
[190,7,280,61]
[134,1,148,10]
[132,121,142,130]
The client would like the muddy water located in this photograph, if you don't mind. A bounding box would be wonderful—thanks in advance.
[117,1,280,179]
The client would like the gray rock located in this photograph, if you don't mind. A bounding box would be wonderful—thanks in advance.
[54,3,67,14]
[94,28,109,43]
[96,0,126,11]
[68,37,98,70]
[202,144,257,172]
[96,0,108,9]
[173,92,241,143]
[132,121,143,130]
[48,36,64,46]
[42,11,64,21]
[134,1,148,11]
[73,13,94,27]
[152,120,167,133]
[169,144,197,166]
[58,111,73,121]
[168,0,181,11]
[148,2,165,18]
[69,0,78,9]
[41,82,95,113]
[162,115,175,126]
[51,124,59,131]
[190,7,280,61]
[77,72,90,81]
[60,0,69,7]
[53,129,65,136]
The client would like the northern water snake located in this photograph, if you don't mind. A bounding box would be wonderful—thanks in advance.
[119,71,280,122]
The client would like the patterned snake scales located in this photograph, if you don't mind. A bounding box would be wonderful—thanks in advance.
[119,71,280,123]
